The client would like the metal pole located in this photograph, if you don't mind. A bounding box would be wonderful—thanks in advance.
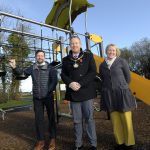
[48,41,51,63]
[0,11,70,33]
[59,36,65,61]
[0,14,2,27]
[66,33,70,55]
[85,9,88,33]
[99,41,104,58]
[0,27,60,42]
[40,25,43,50]
[69,0,73,28]
[0,11,88,38]
[85,32,91,51]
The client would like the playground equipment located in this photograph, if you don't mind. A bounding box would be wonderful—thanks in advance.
[46,0,94,29]
[0,0,150,121]
[0,10,73,121]
[46,0,150,106]
[45,0,150,114]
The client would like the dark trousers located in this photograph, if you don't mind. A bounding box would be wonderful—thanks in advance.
[33,96,56,140]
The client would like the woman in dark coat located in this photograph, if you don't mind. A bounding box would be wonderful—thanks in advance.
[99,44,137,150]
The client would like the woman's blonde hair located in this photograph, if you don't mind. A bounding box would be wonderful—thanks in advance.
[105,44,121,57]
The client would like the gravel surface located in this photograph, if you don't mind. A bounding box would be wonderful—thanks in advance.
[0,101,149,150]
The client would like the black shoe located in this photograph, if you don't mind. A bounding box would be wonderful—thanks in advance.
[74,145,83,150]
[90,146,97,150]
[124,145,134,150]
[114,144,126,150]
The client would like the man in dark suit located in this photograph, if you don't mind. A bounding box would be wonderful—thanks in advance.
[61,36,97,150]
[9,50,57,150]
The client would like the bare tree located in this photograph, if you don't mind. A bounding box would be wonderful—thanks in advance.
[130,38,150,79]
[0,6,33,102]
[121,38,150,79]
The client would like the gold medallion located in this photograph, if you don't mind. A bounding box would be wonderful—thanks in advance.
[70,53,84,69]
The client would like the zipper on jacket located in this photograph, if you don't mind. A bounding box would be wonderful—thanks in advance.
[38,69,41,99]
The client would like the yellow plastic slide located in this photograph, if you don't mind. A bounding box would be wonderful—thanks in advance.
[93,54,150,106]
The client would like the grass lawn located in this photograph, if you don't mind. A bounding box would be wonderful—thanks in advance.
[0,99,33,109]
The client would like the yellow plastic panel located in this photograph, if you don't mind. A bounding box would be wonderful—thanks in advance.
[90,34,103,43]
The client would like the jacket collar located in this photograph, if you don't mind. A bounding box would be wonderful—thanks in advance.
[103,57,120,69]
[33,61,49,70]
[69,48,84,58]
[68,48,84,60]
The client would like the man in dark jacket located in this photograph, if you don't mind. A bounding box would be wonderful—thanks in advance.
[9,50,57,150]
[61,36,97,150]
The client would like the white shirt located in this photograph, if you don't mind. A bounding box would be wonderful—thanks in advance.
[72,53,79,58]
